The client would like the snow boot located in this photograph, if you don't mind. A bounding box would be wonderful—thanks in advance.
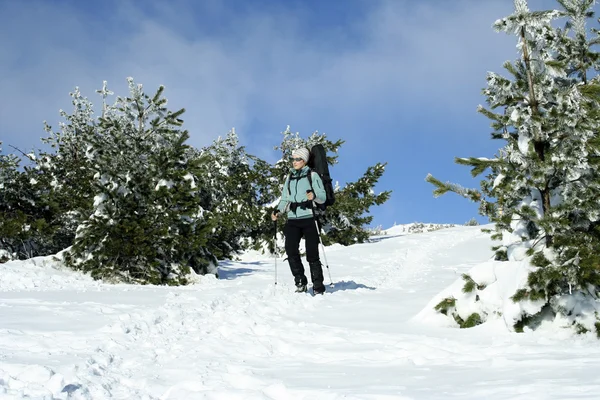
[309,261,325,295]
[312,285,326,295]
[295,283,308,293]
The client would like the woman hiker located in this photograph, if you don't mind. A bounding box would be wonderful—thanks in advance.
[271,147,327,294]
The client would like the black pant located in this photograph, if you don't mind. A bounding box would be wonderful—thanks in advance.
[284,217,325,290]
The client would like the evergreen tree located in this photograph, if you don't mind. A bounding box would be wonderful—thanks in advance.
[427,0,600,331]
[1,87,105,260]
[0,142,31,261]
[64,79,215,284]
[0,143,58,260]
[324,163,391,246]
[34,86,98,252]
[197,129,267,260]
[244,153,286,254]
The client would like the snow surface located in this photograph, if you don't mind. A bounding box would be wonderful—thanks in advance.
[2,225,600,399]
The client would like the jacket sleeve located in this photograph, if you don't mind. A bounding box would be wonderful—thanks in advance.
[277,174,291,213]
[310,172,327,205]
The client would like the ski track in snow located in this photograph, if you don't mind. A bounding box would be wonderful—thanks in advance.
[2,226,600,399]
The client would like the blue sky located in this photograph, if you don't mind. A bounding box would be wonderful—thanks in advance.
[0,0,588,228]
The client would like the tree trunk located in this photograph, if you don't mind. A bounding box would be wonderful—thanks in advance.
[521,26,553,246]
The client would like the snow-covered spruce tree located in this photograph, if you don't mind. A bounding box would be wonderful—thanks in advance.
[272,127,391,247]
[0,142,25,261]
[0,143,35,261]
[197,127,305,257]
[324,163,391,245]
[0,87,103,260]
[427,0,600,332]
[63,79,215,284]
[34,86,99,253]
[243,152,287,254]
[0,143,61,260]
[196,129,267,260]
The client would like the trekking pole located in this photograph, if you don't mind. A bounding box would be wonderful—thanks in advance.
[308,194,333,287]
[273,216,278,287]
[314,218,333,287]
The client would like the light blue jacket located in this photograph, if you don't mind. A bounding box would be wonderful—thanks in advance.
[277,166,326,219]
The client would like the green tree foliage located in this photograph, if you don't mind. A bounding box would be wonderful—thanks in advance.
[0,143,62,260]
[427,0,600,331]
[63,79,215,284]
[323,163,391,246]
[197,130,271,260]
[35,86,99,252]
[0,144,35,260]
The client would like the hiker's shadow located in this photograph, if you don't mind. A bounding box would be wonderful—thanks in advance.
[328,280,376,293]
[218,268,255,280]
[217,261,265,280]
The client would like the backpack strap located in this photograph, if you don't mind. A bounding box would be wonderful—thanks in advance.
[307,169,314,192]
[287,169,314,196]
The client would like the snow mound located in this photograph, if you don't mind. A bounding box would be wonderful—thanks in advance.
[1,254,99,292]
[415,258,600,334]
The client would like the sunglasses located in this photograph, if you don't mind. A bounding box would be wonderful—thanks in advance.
[290,157,304,162]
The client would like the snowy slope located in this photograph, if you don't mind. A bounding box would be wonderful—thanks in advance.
[2,225,600,399]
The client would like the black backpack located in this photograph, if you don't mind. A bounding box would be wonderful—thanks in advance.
[307,144,335,211]
[286,144,336,211]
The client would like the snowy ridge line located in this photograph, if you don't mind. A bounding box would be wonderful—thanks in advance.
[377,222,459,237]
